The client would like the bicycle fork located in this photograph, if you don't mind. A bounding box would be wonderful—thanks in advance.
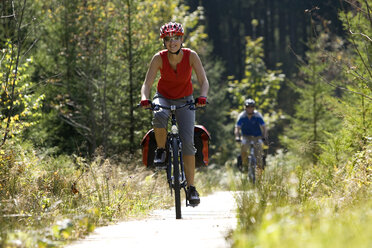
[166,134,187,195]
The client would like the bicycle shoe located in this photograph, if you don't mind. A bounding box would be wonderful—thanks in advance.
[187,186,200,206]
[154,148,166,168]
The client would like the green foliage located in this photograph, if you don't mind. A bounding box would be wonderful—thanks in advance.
[1,0,371,246]
[0,142,172,247]
[0,41,44,143]
[339,0,372,92]
[281,33,343,164]
[228,37,284,114]
[335,0,372,151]
[232,3,372,246]
[282,1,371,166]
[226,36,284,160]
[231,142,372,248]
[197,57,230,163]
[24,0,214,156]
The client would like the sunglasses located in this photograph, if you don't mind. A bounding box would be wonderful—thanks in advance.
[164,36,182,42]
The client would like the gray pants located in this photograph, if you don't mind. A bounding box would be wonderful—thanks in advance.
[152,93,196,156]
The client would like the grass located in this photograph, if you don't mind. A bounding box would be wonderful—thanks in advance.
[0,142,174,247]
[3,138,370,248]
[0,140,230,248]
[195,162,232,195]
[230,145,372,248]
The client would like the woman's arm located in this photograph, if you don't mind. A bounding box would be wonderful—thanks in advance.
[190,50,209,98]
[141,53,162,100]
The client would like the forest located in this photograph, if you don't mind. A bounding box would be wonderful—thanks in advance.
[1,0,371,247]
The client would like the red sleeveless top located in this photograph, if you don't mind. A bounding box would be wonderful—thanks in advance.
[157,48,193,99]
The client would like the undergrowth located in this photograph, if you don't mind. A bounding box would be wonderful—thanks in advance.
[230,144,372,248]
[0,142,173,247]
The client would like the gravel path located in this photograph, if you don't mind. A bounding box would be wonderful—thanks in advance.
[66,191,237,248]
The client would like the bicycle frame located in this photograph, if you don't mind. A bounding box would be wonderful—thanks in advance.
[237,139,259,184]
[166,105,187,193]
[152,101,196,219]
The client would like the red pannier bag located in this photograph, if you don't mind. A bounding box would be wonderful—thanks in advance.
[141,129,157,167]
[194,125,211,167]
[140,125,211,167]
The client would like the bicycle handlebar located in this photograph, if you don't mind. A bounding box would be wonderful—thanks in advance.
[151,101,197,111]
[236,137,270,147]
[138,100,208,111]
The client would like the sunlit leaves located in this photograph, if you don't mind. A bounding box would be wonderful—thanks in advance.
[0,41,44,141]
[227,36,284,123]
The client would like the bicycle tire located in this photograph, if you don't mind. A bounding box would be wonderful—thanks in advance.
[248,149,256,184]
[172,137,182,219]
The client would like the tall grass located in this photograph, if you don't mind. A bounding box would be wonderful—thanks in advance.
[231,144,372,248]
[0,142,172,247]
[195,163,232,195]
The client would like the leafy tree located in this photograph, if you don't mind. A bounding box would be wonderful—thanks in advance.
[227,36,284,157]
[0,0,44,146]
[0,42,44,145]
[228,37,284,114]
[318,0,371,166]
[281,33,344,164]
[25,0,216,157]
[282,0,372,166]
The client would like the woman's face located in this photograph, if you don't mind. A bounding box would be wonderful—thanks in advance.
[164,35,182,53]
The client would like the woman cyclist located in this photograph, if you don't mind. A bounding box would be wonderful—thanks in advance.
[140,22,209,206]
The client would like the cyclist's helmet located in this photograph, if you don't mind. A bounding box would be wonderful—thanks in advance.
[244,98,256,107]
[160,22,184,38]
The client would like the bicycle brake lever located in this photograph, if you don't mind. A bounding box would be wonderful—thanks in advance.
[153,105,160,111]
[189,105,196,110]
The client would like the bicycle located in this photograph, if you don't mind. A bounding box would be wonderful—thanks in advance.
[236,138,266,184]
[148,100,199,219]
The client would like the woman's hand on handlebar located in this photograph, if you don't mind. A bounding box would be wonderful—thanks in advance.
[140,99,152,109]
[195,96,207,108]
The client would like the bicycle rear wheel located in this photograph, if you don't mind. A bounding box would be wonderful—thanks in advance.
[171,137,182,219]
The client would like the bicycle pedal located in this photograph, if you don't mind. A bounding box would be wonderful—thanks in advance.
[186,203,198,207]
[186,200,199,207]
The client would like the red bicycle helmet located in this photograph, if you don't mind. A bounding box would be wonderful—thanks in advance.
[160,22,184,38]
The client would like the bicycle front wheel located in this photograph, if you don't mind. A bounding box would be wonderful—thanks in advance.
[171,137,182,219]
[248,155,256,184]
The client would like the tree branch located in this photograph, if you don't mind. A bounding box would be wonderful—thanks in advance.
[1,0,27,147]
[289,45,372,101]
[0,14,15,19]
[349,30,372,42]
[340,0,372,81]
[59,114,93,143]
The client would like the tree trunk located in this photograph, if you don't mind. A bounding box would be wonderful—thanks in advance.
[102,0,109,157]
[127,0,135,153]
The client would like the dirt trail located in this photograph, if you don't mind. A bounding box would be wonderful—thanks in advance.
[66,191,237,248]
